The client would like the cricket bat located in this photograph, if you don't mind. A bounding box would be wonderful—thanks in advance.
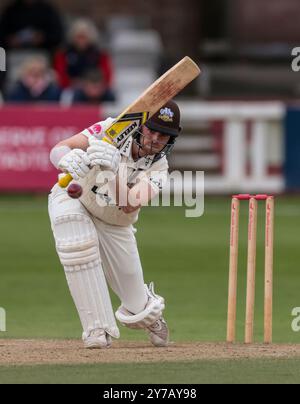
[58,56,201,188]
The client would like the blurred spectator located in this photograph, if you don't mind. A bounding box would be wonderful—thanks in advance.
[0,72,5,94]
[0,0,64,51]
[54,19,114,91]
[6,55,61,102]
[71,69,116,104]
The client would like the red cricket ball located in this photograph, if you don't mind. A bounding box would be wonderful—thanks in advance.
[67,183,83,199]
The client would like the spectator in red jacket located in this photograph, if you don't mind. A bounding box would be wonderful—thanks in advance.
[54,19,114,94]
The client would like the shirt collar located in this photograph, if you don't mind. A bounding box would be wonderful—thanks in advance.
[119,137,155,169]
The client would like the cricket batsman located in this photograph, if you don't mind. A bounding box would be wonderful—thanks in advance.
[48,100,181,349]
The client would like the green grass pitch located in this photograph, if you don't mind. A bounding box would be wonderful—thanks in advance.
[1,194,300,383]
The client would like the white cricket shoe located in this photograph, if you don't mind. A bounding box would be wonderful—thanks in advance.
[146,317,169,347]
[83,329,112,349]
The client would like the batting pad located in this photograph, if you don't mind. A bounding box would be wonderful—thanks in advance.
[115,282,165,329]
[52,213,120,339]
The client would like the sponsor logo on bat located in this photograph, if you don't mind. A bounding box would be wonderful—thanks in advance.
[105,112,149,145]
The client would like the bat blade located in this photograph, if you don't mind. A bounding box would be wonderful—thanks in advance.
[58,56,200,188]
[103,56,201,146]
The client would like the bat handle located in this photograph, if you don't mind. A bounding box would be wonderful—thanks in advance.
[102,136,113,144]
[58,173,73,188]
[57,136,113,188]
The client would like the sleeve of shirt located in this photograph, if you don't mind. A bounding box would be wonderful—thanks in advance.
[81,117,115,140]
[82,122,105,140]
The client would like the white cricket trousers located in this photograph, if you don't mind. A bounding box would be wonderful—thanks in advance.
[48,184,148,316]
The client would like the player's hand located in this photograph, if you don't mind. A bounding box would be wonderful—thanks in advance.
[58,149,91,181]
[87,139,121,174]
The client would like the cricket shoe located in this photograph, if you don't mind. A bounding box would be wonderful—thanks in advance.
[146,317,169,347]
[83,329,112,349]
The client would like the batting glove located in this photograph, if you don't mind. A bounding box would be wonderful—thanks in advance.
[87,138,121,174]
[58,149,91,181]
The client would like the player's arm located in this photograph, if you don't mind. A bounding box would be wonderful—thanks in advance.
[116,171,163,214]
[115,177,153,214]
[51,117,116,163]
[49,133,90,181]
[125,181,156,214]
[50,118,119,182]
[55,133,89,151]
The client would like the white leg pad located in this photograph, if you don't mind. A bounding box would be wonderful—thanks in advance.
[115,282,165,329]
[53,213,120,339]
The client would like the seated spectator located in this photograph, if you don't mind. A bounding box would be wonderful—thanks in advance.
[6,55,61,102]
[0,0,64,52]
[54,19,114,91]
[71,69,116,104]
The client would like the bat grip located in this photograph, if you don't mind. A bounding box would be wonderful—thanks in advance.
[103,136,113,144]
[58,173,73,188]
[57,136,113,188]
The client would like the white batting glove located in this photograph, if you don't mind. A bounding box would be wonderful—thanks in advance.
[58,149,91,181]
[87,138,121,174]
